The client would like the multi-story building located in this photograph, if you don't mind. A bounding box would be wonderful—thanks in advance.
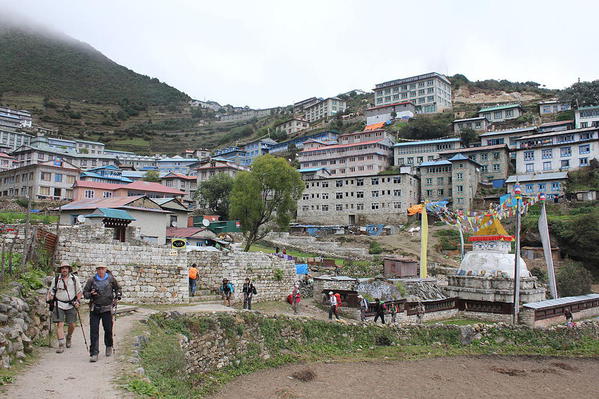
[72,180,184,201]
[298,136,393,177]
[218,108,275,122]
[537,120,574,133]
[439,144,510,184]
[538,100,571,115]
[478,104,523,123]
[194,158,249,183]
[514,127,599,174]
[0,159,80,200]
[452,117,489,134]
[156,155,198,175]
[365,101,416,125]
[79,165,133,184]
[182,148,211,160]
[293,97,319,115]
[505,172,568,200]
[212,147,249,166]
[479,126,537,151]
[575,105,599,129]
[0,107,32,128]
[161,172,197,204]
[268,131,338,154]
[296,172,420,225]
[275,118,311,136]
[241,138,277,163]
[373,72,452,114]
[105,149,158,170]
[0,152,18,171]
[303,98,347,122]
[0,129,32,151]
[393,137,463,167]
[337,129,394,145]
[419,154,481,212]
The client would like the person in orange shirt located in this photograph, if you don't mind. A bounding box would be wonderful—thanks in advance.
[188,264,199,297]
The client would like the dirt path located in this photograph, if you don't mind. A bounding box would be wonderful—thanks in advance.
[2,303,233,398]
[210,356,599,399]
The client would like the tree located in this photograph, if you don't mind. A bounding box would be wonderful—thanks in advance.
[194,173,234,219]
[460,128,478,147]
[558,80,599,107]
[394,116,451,140]
[229,155,304,251]
[143,170,160,182]
[556,261,592,297]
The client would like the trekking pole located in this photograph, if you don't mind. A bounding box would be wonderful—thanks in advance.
[48,309,53,348]
[111,299,118,354]
[75,306,89,353]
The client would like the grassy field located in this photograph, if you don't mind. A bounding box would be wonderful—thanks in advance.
[0,212,57,225]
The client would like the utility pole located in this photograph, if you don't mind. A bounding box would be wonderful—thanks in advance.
[512,183,522,325]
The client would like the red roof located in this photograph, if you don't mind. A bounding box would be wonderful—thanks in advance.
[166,227,208,238]
[74,180,121,190]
[162,173,197,180]
[301,139,386,153]
[125,181,185,195]
[0,152,15,159]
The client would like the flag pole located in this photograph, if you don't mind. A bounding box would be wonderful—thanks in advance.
[512,183,522,325]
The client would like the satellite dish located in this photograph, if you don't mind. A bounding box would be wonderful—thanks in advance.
[171,221,178,227]
[76,215,86,224]
[202,219,210,227]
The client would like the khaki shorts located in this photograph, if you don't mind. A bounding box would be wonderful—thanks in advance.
[52,307,78,324]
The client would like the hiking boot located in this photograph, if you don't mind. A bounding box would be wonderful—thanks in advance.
[66,335,72,348]
[90,355,98,362]
[106,346,113,357]
[56,343,65,353]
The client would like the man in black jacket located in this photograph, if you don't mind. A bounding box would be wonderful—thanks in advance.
[242,278,257,310]
[83,265,122,362]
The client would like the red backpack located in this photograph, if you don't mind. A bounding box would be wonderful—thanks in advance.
[334,293,342,307]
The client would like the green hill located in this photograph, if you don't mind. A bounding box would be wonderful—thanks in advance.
[0,22,189,105]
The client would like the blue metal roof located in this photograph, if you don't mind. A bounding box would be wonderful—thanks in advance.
[420,160,451,167]
[448,154,469,161]
[394,138,460,147]
[80,172,133,183]
[523,294,599,309]
[298,167,329,173]
[86,208,136,221]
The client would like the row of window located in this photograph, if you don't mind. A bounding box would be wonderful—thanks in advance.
[524,145,590,161]
[84,190,113,199]
[302,154,388,166]
[522,182,562,192]
[525,158,589,172]
[304,176,403,189]
[395,143,455,155]
[302,189,403,201]
[301,202,404,212]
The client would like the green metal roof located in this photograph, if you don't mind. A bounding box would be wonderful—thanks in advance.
[578,105,599,111]
[479,103,521,113]
[86,208,136,221]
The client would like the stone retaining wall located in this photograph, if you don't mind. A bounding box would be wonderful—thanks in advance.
[263,232,370,260]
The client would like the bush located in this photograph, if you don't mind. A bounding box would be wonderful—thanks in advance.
[369,241,383,255]
[530,267,547,284]
[556,261,592,297]
[273,268,284,281]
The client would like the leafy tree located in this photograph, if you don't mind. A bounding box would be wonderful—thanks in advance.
[558,80,599,107]
[460,128,478,147]
[394,116,451,140]
[142,170,161,182]
[229,155,304,251]
[270,129,288,141]
[194,173,234,219]
[551,210,599,276]
[556,261,592,297]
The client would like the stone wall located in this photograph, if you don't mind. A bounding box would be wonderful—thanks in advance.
[0,284,50,368]
[263,232,370,260]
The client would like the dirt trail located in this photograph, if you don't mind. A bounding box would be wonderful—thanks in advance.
[2,303,233,398]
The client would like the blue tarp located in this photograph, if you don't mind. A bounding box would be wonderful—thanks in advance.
[492,179,506,188]
[295,264,308,275]
[365,224,385,236]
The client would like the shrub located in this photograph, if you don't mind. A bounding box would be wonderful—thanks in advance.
[556,261,592,297]
[369,241,383,255]
[273,268,284,281]
[530,267,547,284]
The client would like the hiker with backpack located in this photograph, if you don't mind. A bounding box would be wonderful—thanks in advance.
[358,295,369,322]
[290,282,301,314]
[188,263,199,297]
[373,298,386,324]
[83,265,122,363]
[242,278,257,310]
[328,291,340,320]
[220,278,234,306]
[46,263,83,353]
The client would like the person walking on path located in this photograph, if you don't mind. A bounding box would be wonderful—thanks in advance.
[290,282,301,314]
[188,263,199,297]
[46,263,83,353]
[242,278,257,310]
[220,278,234,306]
[390,302,398,324]
[416,301,426,324]
[373,298,386,324]
[328,291,340,320]
[358,295,369,322]
[83,265,122,363]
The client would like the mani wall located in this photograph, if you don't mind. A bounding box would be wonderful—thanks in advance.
[54,225,296,304]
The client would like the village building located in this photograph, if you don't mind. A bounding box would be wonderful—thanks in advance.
[394,137,463,167]
[79,165,133,184]
[218,108,275,122]
[298,167,331,180]
[296,172,420,225]
[59,195,173,244]
[439,144,510,185]
[298,136,394,177]
[537,120,575,133]
[574,105,599,128]
[156,155,198,175]
[182,148,211,160]
[152,197,190,228]
[337,129,395,145]
[479,126,537,151]
[0,152,18,171]
[45,137,105,155]
[166,227,218,248]
[514,127,599,174]
[274,118,311,136]
[365,101,416,125]
[72,180,185,201]
[419,154,481,211]
[452,117,489,134]
[241,137,277,163]
[505,172,568,200]
[160,172,197,204]
[104,149,158,170]
[293,97,319,114]
[0,129,32,151]
[478,103,522,123]
[212,146,249,166]
[268,131,338,154]
[0,107,33,128]
[0,159,80,200]
[303,97,347,122]
[538,100,572,115]
[373,72,452,114]
[194,158,249,183]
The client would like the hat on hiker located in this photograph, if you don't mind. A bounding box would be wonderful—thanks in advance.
[96,265,107,270]
[56,263,73,272]
[357,295,363,299]
[329,291,334,295]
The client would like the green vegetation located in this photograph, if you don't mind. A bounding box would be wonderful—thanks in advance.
[558,80,599,107]
[195,173,234,219]
[230,155,304,251]
[425,318,496,326]
[391,113,453,140]
[0,212,57,224]
[556,261,593,297]
[142,170,160,182]
[434,229,466,251]
[133,312,599,398]
[459,127,478,147]
[342,258,383,277]
[449,74,554,95]
[565,162,599,193]
[368,240,383,254]
[272,268,284,281]
[0,25,188,105]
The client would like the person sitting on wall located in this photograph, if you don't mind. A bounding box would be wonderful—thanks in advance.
[220,278,234,306]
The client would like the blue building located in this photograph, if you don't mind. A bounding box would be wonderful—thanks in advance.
[156,155,198,174]
[79,165,133,184]
[268,130,338,154]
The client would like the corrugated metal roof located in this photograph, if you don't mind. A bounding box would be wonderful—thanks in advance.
[505,172,568,183]
[479,126,537,137]
[523,294,599,309]
[299,167,329,173]
[479,103,522,113]
[420,160,452,167]
[86,208,136,221]
[393,138,460,147]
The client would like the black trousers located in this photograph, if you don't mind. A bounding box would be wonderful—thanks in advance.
[329,305,339,319]
[89,310,113,355]
[243,294,253,310]
[374,312,385,324]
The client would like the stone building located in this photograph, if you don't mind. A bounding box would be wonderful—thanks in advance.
[303,97,347,122]
[296,172,420,225]
[161,172,197,204]
[274,118,310,136]
[0,159,80,200]
[452,117,489,134]
[419,154,480,212]
[479,126,537,151]
[194,158,248,183]
[394,137,463,167]
[505,172,568,200]
[478,103,522,123]
[439,144,510,185]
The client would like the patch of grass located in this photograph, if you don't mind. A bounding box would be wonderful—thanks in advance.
[425,318,496,326]
[0,212,58,224]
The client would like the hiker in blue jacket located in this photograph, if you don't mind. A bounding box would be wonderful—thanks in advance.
[220,278,235,306]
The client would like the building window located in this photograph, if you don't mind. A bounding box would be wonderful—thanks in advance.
[457,185,463,192]
[525,184,534,193]
[494,111,502,119]
[551,182,561,191]
[425,178,432,185]
[356,191,364,198]
[371,178,379,185]
[560,147,571,157]
[41,172,51,181]
[493,164,500,172]
[456,172,463,179]
[538,183,546,191]
[543,161,552,171]
[393,189,401,196]
[393,176,401,184]
[393,202,401,209]
[302,194,309,200]
[580,157,589,166]
[336,180,343,187]
[480,153,488,161]
[356,203,364,210]
[436,177,444,185]
[526,163,534,172]
[481,165,488,172]
[524,151,534,161]
[371,191,379,197]
[437,189,444,196]
[103,191,112,198]
[336,204,343,211]
[426,190,433,196]
[322,193,329,200]
[356,178,364,186]
[505,110,514,118]
[371,203,379,210]
[561,160,570,169]
[336,192,343,199]
[322,182,329,188]
[579,144,590,154]
[322,205,329,212]
[84,190,94,199]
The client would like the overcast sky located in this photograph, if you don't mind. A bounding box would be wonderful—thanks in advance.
[2,0,597,108]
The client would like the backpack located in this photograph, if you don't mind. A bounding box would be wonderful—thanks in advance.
[334,293,342,307]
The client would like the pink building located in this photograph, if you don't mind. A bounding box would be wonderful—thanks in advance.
[0,152,19,171]
[336,129,394,145]
[72,180,185,201]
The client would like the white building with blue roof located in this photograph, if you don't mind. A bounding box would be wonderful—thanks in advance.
[393,137,462,167]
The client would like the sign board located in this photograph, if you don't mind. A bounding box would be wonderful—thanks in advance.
[171,239,186,249]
